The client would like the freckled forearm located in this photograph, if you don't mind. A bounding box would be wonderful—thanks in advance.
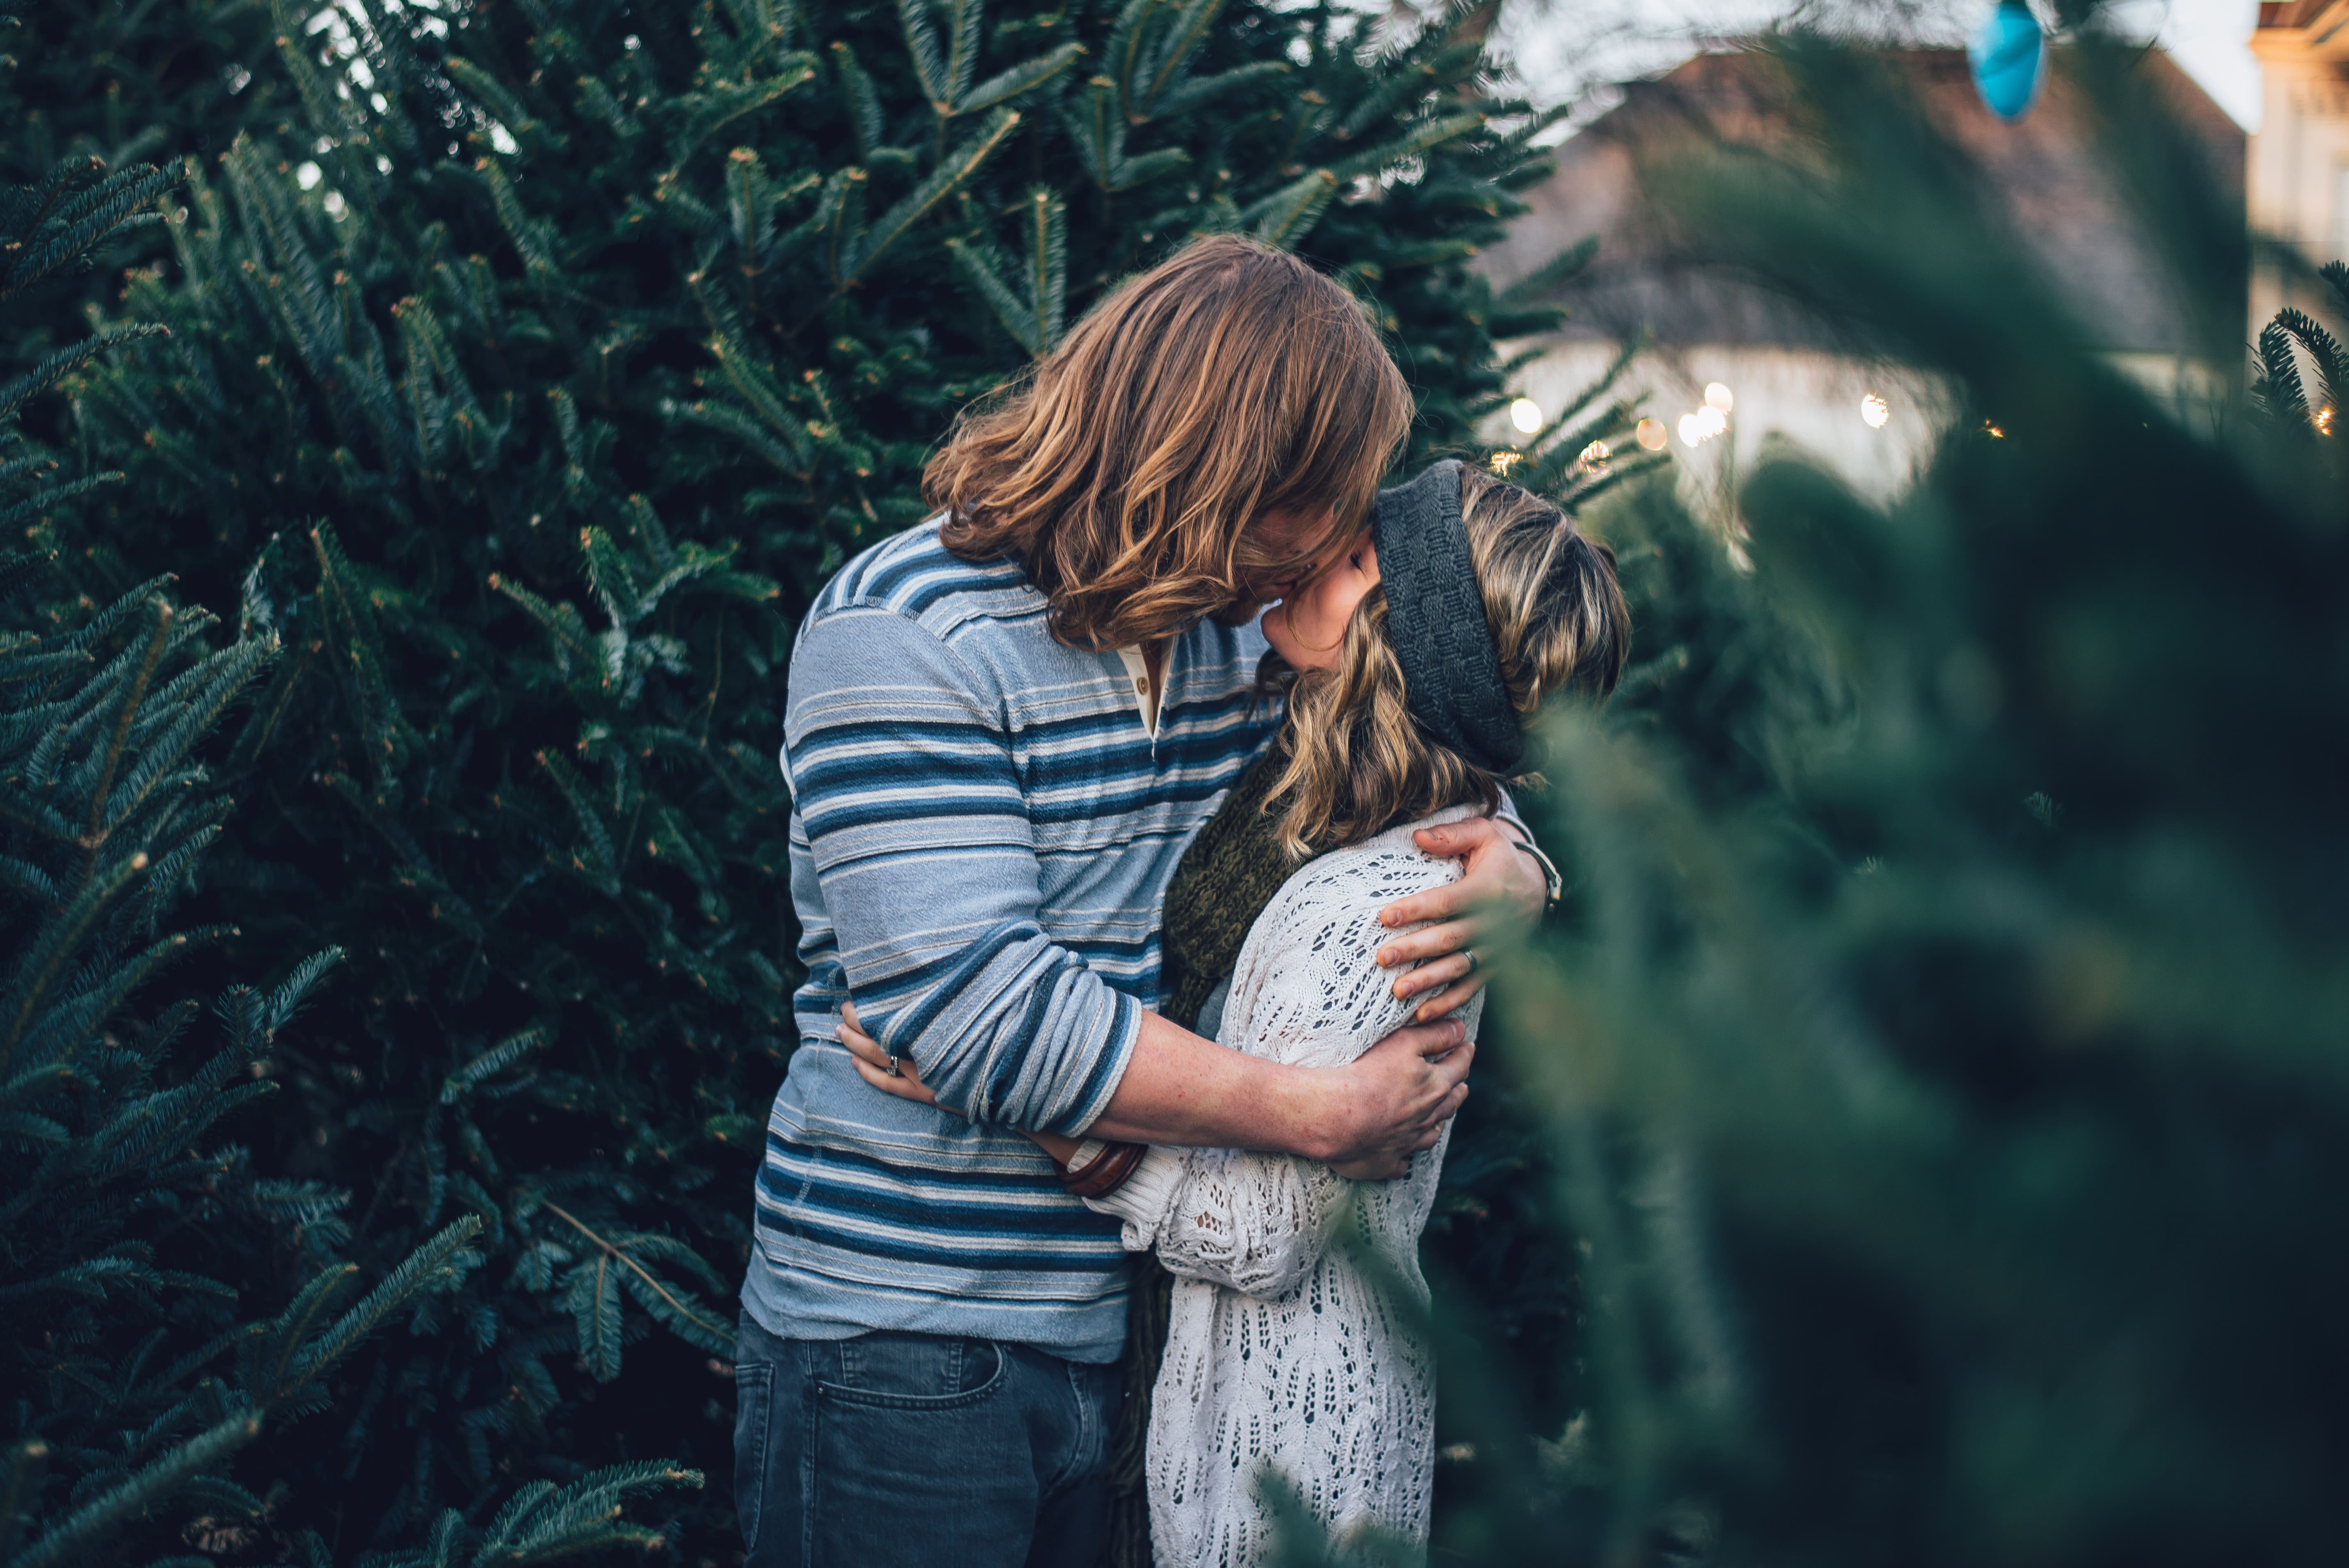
[1083,1011,1334,1158]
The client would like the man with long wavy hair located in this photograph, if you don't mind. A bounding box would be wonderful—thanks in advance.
[732,236,1550,1568]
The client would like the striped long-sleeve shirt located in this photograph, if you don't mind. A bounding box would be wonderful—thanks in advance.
[743,520,1283,1361]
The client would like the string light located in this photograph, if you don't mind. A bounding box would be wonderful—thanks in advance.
[1489,450,1522,476]
[1678,405,1728,448]
[1509,398,1544,435]
[1860,393,1889,429]
[1704,382,1734,413]
[1578,440,1610,471]
[1635,418,1667,451]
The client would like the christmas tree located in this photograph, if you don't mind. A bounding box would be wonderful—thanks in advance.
[0,98,694,1568]
[1424,27,2349,1565]
[0,0,302,385]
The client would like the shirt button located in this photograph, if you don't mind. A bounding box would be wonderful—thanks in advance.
[1134,677,1149,691]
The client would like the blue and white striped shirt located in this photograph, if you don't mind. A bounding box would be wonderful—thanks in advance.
[743,520,1282,1361]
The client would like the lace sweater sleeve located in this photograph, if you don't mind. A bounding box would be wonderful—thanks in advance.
[1086,821,1478,1298]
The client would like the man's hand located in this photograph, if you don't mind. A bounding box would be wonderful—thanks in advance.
[1308,1016,1474,1179]
[1377,816,1549,1023]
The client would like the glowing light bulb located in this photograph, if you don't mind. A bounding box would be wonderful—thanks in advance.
[1635,418,1667,451]
[1578,439,1610,469]
[1704,382,1734,413]
[1509,398,1544,435]
[1695,406,1727,439]
[1489,450,1521,476]
[1860,393,1889,429]
[1677,413,1704,447]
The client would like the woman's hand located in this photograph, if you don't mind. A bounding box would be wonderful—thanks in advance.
[1377,816,1548,1024]
[839,1001,1084,1166]
[841,1000,944,1106]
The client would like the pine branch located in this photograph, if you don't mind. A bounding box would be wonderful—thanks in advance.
[0,836,152,1078]
[1249,169,1337,248]
[1332,43,1480,141]
[2274,306,2348,420]
[283,1216,483,1390]
[2255,319,2309,428]
[0,326,170,424]
[538,1200,734,1359]
[441,1028,549,1104]
[1149,60,1287,120]
[946,238,1044,356]
[830,43,888,161]
[9,1411,261,1568]
[1135,0,1226,114]
[1323,110,1485,184]
[961,43,1086,117]
[845,108,1021,287]
[1498,234,1601,308]
[940,0,982,111]
[895,0,950,105]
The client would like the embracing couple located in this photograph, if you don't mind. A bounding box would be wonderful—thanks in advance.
[734,235,1631,1568]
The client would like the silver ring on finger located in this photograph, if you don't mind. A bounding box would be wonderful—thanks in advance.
[1463,947,1480,972]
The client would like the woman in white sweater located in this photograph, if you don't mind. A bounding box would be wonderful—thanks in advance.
[1086,803,1486,1566]
[851,460,1631,1565]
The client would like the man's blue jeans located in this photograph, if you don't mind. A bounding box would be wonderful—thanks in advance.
[733,1311,1121,1568]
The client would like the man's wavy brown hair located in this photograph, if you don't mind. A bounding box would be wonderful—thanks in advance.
[926,235,1412,650]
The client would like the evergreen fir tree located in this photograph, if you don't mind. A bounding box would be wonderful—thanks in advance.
[0,0,299,384]
[47,0,1600,1550]
[0,113,693,1568]
[0,1,287,181]
[1429,29,2349,1565]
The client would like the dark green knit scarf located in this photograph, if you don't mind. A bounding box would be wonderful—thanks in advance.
[1101,747,1322,1568]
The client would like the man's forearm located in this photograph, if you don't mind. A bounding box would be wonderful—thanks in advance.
[1082,1011,1334,1158]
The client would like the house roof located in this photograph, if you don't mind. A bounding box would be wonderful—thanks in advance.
[2253,2,2349,60]
[1479,47,2245,354]
[2258,1,2340,33]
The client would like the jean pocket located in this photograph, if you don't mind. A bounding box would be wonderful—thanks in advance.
[816,1335,1006,1410]
[733,1360,775,1555]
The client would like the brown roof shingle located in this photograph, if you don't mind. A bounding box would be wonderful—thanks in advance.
[1481,47,2244,355]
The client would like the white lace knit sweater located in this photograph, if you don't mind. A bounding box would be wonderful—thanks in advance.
[1087,806,1484,1568]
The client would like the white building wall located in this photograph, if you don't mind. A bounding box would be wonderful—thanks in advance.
[1491,342,2232,513]
[1491,341,1948,509]
[2248,17,2349,327]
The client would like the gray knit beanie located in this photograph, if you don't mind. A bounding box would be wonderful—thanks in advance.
[1369,460,1524,775]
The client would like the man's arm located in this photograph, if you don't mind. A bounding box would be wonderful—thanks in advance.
[841,1002,1471,1175]
[1081,1008,1470,1167]
[788,607,1139,1136]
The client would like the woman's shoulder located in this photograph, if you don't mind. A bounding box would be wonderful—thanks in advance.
[1263,803,1480,919]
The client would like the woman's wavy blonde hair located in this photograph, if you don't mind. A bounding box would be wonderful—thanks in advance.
[926,235,1411,650]
[1262,465,1633,857]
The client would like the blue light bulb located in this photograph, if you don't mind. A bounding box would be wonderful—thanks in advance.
[1969,0,2046,123]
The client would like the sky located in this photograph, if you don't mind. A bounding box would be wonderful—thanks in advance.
[1501,0,2262,130]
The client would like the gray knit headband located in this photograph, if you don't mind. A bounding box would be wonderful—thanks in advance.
[1369,459,1525,775]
